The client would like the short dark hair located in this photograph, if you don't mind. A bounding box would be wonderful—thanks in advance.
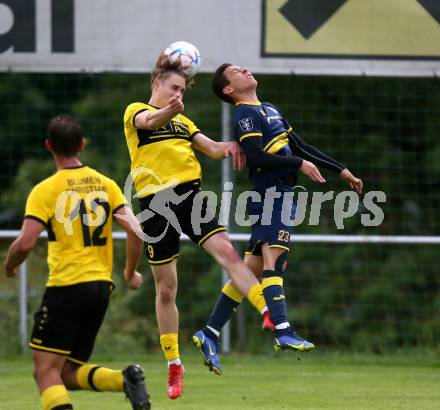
[151,52,193,87]
[212,63,233,104]
[47,115,82,157]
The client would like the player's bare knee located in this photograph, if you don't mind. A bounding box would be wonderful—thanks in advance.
[263,250,288,274]
[274,251,288,274]
[157,285,177,304]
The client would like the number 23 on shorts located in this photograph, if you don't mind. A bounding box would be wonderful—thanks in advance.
[277,230,289,243]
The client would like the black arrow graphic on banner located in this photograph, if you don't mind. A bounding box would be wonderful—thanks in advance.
[279,0,348,39]
[417,0,440,24]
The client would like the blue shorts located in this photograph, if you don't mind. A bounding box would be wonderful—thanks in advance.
[245,188,296,256]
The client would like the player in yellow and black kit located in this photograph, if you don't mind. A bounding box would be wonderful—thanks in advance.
[123,56,277,399]
[4,115,150,410]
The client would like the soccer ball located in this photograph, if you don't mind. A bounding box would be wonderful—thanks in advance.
[164,41,201,77]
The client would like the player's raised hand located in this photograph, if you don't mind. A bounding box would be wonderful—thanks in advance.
[124,269,143,290]
[340,169,363,194]
[5,265,17,278]
[168,96,184,114]
[300,160,326,183]
[225,142,247,171]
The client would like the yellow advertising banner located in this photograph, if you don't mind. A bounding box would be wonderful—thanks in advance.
[263,0,440,58]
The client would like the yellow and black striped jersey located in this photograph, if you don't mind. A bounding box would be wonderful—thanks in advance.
[25,166,127,287]
[123,102,201,197]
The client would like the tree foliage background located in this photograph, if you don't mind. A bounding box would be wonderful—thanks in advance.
[0,73,438,356]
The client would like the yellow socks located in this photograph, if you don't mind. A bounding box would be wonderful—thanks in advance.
[247,282,267,314]
[261,276,283,290]
[40,385,72,410]
[222,282,244,303]
[225,282,268,315]
[76,364,123,391]
[160,333,180,362]
[41,365,124,409]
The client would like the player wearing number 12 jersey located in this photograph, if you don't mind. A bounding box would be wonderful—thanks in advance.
[25,164,126,288]
[4,115,150,410]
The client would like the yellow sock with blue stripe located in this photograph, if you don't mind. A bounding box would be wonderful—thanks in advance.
[76,364,123,391]
[203,282,243,339]
[222,282,244,304]
[40,385,73,410]
[160,333,180,364]
[261,270,289,334]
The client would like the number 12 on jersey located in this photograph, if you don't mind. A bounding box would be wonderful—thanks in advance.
[55,191,110,247]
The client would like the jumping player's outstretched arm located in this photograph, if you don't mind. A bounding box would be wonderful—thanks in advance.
[241,135,326,183]
[192,132,246,171]
[289,131,363,193]
[289,131,345,173]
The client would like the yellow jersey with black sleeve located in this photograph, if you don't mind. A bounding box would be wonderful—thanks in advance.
[123,102,201,197]
[24,165,127,287]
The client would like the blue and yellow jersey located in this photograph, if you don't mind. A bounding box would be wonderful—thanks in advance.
[124,102,202,197]
[233,101,294,190]
[25,166,127,287]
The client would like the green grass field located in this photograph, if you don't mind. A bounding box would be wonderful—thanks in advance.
[0,350,439,409]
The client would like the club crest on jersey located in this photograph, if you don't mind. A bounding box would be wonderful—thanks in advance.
[239,117,253,132]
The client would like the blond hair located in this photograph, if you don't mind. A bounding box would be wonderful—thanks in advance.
[150,51,194,87]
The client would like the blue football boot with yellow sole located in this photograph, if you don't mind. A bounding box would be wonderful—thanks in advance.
[192,330,223,375]
[273,330,315,352]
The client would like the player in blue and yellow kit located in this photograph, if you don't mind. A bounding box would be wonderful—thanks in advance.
[4,115,150,410]
[193,64,363,372]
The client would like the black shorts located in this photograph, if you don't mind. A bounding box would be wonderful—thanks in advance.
[139,180,226,265]
[29,281,112,364]
[245,188,296,256]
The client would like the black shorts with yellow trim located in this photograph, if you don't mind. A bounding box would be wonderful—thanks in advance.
[29,281,112,363]
[245,187,296,256]
[139,180,226,265]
